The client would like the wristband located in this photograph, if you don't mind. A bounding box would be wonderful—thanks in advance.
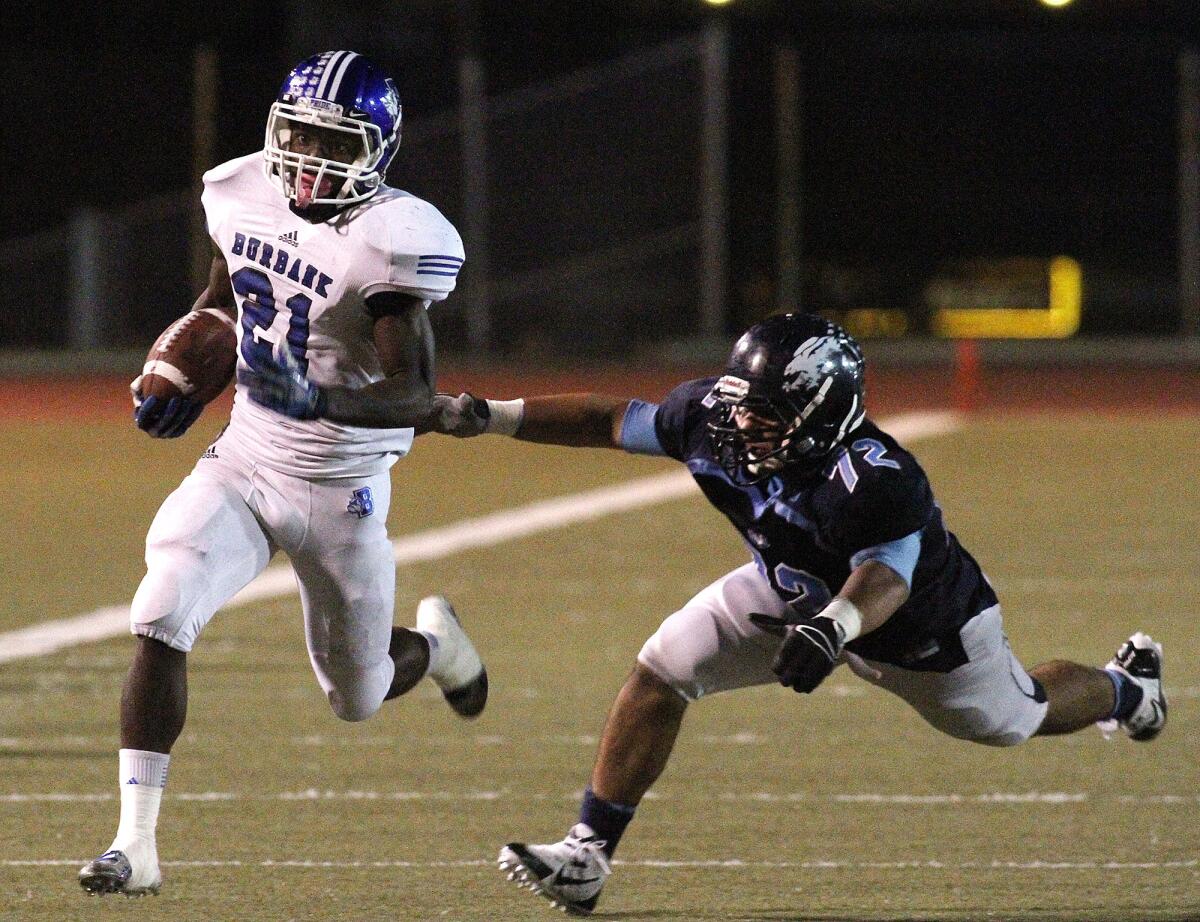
[819,597,863,642]
[484,398,525,436]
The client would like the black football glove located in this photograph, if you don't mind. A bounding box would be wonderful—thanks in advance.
[749,612,846,694]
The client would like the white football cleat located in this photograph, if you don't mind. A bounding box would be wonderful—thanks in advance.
[1098,631,1166,742]
[417,595,488,719]
[78,839,162,896]
[498,823,612,916]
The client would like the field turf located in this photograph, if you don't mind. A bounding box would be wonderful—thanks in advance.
[0,377,1197,921]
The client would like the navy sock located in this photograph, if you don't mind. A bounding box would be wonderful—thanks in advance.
[1105,668,1144,721]
[579,787,636,858]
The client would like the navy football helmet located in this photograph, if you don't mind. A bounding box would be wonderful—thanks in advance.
[264,51,402,207]
[707,313,866,483]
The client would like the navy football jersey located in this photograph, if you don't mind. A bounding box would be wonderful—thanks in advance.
[651,378,998,671]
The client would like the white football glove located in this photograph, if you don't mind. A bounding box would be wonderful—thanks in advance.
[432,393,490,438]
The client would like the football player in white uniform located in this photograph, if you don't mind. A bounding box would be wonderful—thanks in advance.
[80,51,487,897]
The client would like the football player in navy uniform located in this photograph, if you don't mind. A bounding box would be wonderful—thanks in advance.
[435,312,1167,916]
[79,52,487,897]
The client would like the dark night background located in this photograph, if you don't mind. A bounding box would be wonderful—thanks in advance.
[4,0,1200,347]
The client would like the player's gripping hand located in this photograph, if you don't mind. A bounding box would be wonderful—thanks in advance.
[749,612,846,694]
[130,375,203,439]
[247,347,327,420]
[430,392,491,437]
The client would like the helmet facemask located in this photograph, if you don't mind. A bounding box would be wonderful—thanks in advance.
[707,375,837,485]
[700,355,864,485]
[264,98,390,207]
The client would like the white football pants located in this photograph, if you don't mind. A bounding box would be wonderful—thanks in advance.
[129,433,397,721]
[637,562,1048,746]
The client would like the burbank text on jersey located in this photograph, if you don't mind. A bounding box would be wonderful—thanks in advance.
[230,233,334,297]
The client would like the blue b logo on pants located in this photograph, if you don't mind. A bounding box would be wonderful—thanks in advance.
[347,487,374,518]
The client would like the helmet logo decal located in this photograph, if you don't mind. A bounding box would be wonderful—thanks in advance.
[381,81,400,122]
[783,336,838,390]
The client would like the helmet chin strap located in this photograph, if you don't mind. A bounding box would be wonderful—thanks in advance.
[745,457,778,476]
[742,417,815,478]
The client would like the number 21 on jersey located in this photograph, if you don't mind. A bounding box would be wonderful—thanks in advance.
[231,267,312,374]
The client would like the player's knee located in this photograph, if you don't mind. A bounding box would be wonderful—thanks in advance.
[628,662,688,705]
[637,621,707,702]
[934,707,1033,747]
[970,726,1034,747]
[326,685,383,723]
[131,566,181,623]
[129,543,205,652]
[321,660,389,722]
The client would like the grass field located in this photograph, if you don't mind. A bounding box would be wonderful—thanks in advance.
[1,382,1198,921]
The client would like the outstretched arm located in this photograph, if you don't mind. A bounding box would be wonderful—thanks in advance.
[434,392,638,449]
[517,394,631,447]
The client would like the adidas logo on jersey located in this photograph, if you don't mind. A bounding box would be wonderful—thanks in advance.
[278,230,301,246]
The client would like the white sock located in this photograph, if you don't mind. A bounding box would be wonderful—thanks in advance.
[111,748,169,852]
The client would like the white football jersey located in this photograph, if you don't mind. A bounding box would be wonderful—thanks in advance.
[201,153,464,477]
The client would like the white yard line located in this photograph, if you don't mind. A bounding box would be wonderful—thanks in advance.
[0,411,960,664]
[5,857,1196,871]
[4,789,1196,805]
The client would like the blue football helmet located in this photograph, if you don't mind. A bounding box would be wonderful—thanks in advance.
[264,51,402,207]
[707,313,866,483]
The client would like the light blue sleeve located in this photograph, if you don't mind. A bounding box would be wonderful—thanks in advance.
[850,530,922,589]
[618,400,666,456]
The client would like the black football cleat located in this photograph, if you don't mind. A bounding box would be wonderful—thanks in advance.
[416,596,488,719]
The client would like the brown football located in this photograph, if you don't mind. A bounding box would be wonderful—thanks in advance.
[140,308,239,404]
